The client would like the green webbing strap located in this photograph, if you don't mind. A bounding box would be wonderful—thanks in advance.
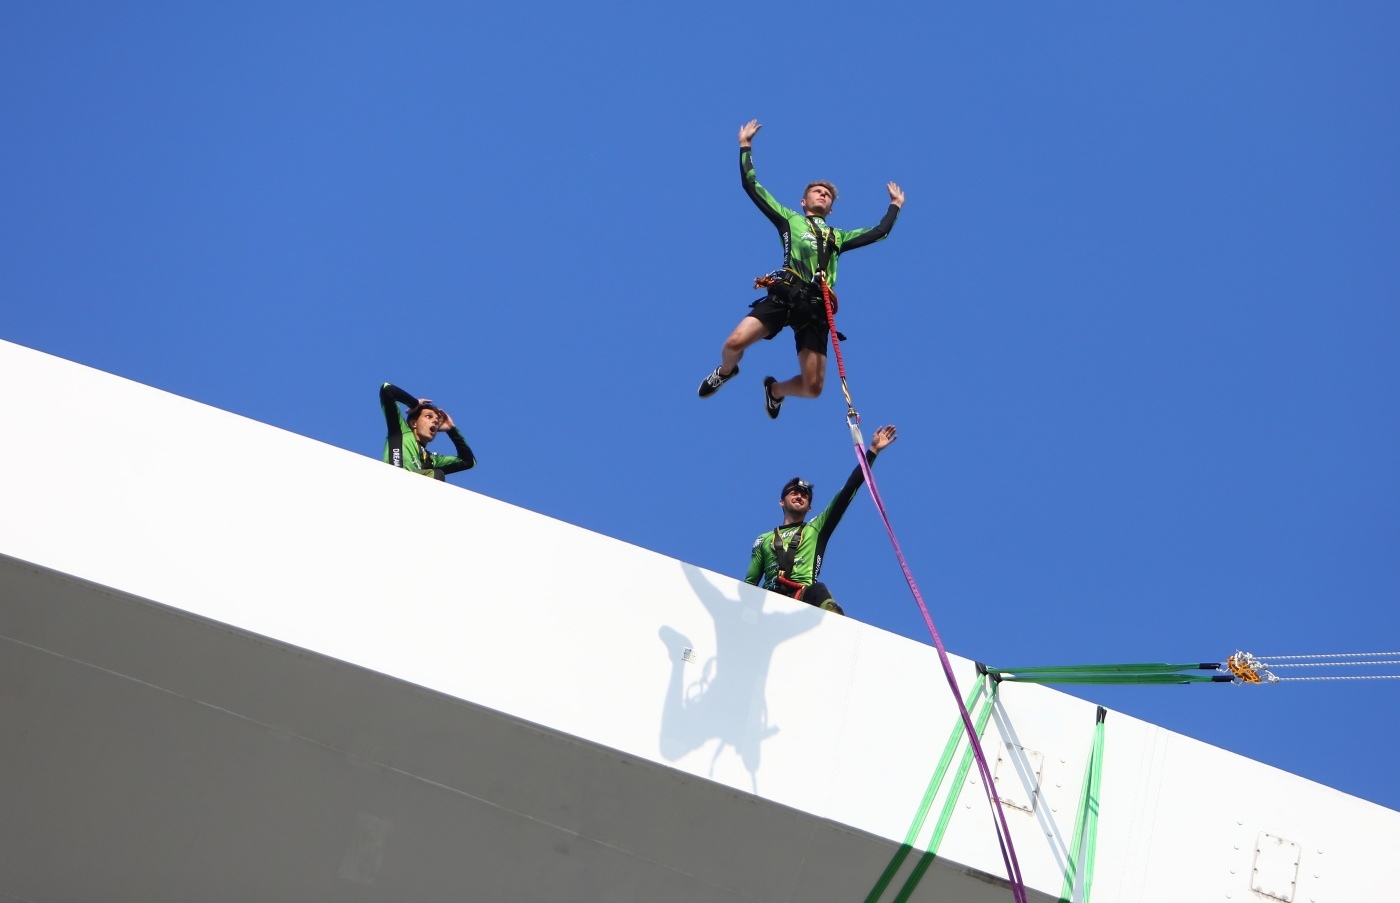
[986,661,1230,686]
[1058,707,1107,903]
[997,673,1227,685]
[991,662,1215,675]
[864,678,989,903]
[891,683,1000,903]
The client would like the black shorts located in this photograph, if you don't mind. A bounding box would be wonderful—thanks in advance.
[804,581,844,614]
[747,292,830,356]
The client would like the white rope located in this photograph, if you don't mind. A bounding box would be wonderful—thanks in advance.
[1273,675,1400,682]
[1227,650,1400,684]
[1255,652,1400,660]
[1265,659,1400,669]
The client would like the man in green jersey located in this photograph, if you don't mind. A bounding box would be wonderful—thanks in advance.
[746,425,898,614]
[698,119,905,419]
[380,382,476,481]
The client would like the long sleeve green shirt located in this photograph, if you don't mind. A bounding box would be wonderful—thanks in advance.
[379,383,476,480]
[740,147,900,287]
[746,449,878,589]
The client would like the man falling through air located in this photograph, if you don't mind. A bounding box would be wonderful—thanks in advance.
[698,119,904,418]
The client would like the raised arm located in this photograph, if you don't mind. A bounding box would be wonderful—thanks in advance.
[738,118,761,149]
[430,409,477,473]
[810,426,898,552]
[836,184,904,253]
[738,119,794,228]
[380,382,418,435]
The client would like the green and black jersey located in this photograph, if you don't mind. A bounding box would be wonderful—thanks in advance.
[740,147,899,288]
[380,383,476,480]
[746,448,878,590]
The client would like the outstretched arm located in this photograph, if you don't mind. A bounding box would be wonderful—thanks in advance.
[836,184,905,253]
[810,426,898,553]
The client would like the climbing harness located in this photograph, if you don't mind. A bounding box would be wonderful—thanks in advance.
[767,524,842,611]
[823,284,1027,903]
[808,214,837,260]
[752,268,841,332]
[413,445,448,481]
[752,218,847,333]
[773,575,808,600]
[753,267,803,293]
[769,523,809,600]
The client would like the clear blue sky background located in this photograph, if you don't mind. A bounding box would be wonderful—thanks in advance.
[4,3,1398,811]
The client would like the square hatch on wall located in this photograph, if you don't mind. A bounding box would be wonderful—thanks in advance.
[992,742,1043,813]
[1251,832,1301,902]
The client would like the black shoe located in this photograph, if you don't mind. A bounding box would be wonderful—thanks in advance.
[698,365,738,398]
[763,376,782,419]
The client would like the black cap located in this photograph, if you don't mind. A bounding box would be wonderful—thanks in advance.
[781,477,814,500]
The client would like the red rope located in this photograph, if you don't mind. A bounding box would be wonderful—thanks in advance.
[819,278,857,416]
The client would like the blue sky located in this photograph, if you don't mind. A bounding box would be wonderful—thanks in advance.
[4,3,1398,810]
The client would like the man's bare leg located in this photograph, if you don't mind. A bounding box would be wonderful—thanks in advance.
[719,316,770,375]
[768,349,826,400]
[699,316,769,397]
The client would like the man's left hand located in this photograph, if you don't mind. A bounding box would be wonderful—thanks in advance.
[437,410,455,431]
[887,182,905,207]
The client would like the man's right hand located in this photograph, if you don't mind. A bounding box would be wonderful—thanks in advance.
[739,119,762,148]
[870,425,898,453]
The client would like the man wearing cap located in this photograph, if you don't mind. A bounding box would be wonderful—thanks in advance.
[379,382,476,481]
[745,425,897,614]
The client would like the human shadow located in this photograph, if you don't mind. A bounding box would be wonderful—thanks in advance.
[658,562,823,794]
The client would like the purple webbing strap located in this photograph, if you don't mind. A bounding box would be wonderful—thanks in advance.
[852,441,1028,903]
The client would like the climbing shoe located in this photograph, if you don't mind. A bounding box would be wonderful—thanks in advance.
[819,599,845,616]
[698,365,738,398]
[763,376,782,419]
